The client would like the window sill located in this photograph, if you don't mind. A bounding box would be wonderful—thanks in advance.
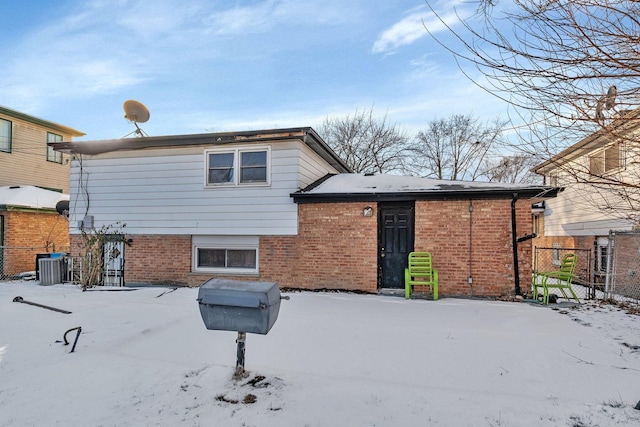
[189,271,260,278]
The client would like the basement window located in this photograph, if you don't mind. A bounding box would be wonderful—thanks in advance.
[193,235,259,274]
[205,147,270,187]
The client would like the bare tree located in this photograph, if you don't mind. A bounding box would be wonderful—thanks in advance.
[318,108,410,174]
[424,0,640,219]
[408,114,505,181]
[481,154,541,184]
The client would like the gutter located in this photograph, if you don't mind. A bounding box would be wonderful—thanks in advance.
[0,105,84,137]
[0,205,59,213]
[291,188,561,203]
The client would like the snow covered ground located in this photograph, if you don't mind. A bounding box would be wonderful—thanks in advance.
[1,281,639,427]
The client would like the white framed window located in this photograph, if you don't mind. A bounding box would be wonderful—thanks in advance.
[0,118,11,153]
[205,147,270,187]
[47,132,63,163]
[193,235,259,274]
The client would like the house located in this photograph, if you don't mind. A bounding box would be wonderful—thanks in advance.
[50,128,559,297]
[531,108,640,281]
[0,105,85,193]
[0,185,70,279]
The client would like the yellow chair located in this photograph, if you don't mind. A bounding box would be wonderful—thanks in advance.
[405,252,438,300]
[532,253,579,304]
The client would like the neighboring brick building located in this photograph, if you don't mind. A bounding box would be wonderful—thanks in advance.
[54,129,559,296]
[0,185,69,278]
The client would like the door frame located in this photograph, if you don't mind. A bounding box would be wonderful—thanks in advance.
[103,236,125,287]
[377,201,415,289]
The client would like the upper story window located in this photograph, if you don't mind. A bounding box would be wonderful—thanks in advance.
[589,143,622,176]
[0,118,12,153]
[205,147,270,187]
[46,132,63,163]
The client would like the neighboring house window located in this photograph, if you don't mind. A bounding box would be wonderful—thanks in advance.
[547,171,558,187]
[193,235,259,274]
[596,237,609,273]
[597,244,608,273]
[552,242,561,266]
[205,147,270,186]
[47,132,63,163]
[532,213,540,236]
[0,118,11,153]
[589,143,622,176]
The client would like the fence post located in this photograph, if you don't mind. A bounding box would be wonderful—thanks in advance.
[605,230,614,299]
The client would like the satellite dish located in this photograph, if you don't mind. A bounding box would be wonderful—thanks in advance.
[56,200,70,218]
[123,100,150,137]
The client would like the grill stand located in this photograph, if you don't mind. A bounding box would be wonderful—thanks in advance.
[234,332,248,379]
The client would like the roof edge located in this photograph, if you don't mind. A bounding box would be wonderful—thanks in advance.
[532,108,640,175]
[0,105,85,137]
[291,187,562,203]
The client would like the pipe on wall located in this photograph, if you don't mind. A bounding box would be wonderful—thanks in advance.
[468,200,474,296]
[511,193,521,295]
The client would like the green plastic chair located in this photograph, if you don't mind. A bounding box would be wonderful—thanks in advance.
[405,252,438,300]
[532,253,579,304]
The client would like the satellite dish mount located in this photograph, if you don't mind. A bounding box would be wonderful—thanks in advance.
[123,100,150,137]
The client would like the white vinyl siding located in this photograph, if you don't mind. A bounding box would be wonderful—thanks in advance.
[69,141,340,235]
[540,140,638,237]
[543,181,636,236]
[0,113,73,192]
[298,143,338,187]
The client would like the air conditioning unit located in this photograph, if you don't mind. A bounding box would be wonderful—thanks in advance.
[39,258,65,286]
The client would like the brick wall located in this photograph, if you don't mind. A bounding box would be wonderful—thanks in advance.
[609,232,640,298]
[414,199,533,298]
[293,203,378,292]
[2,210,70,275]
[70,234,192,285]
[66,198,535,298]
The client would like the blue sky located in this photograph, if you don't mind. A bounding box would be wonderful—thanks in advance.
[0,0,503,141]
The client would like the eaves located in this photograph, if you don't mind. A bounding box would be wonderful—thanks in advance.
[291,187,562,204]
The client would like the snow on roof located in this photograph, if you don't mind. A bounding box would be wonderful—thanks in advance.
[0,185,69,209]
[306,173,546,194]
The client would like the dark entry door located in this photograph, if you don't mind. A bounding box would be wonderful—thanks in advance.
[379,203,414,289]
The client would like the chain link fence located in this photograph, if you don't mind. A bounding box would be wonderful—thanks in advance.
[533,247,594,301]
[534,233,640,305]
[1,246,71,281]
[605,230,640,302]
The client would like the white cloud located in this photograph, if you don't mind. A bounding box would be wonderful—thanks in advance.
[372,11,429,54]
[372,4,472,54]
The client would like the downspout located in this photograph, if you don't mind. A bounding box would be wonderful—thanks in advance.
[511,193,521,296]
[468,201,474,296]
[605,229,613,299]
